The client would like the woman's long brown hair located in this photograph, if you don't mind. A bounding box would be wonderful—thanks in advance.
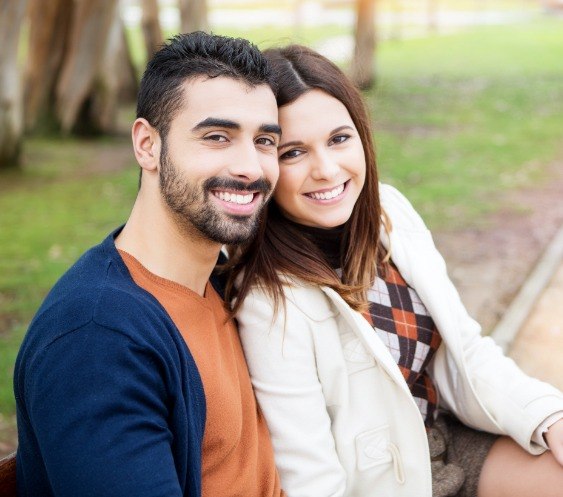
[225,44,388,315]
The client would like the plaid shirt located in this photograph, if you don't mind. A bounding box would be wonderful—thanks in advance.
[363,263,442,427]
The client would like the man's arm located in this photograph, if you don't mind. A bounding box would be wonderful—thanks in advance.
[22,321,183,497]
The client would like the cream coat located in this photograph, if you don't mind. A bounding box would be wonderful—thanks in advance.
[237,184,563,497]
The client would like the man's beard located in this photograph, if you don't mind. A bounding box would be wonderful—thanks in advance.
[159,146,272,245]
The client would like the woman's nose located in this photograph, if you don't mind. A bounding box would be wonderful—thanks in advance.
[311,150,340,181]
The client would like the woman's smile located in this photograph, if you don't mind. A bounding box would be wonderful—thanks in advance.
[303,180,348,203]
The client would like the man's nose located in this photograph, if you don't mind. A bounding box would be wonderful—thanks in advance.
[227,142,263,183]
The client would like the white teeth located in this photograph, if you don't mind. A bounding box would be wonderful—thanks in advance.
[307,183,345,200]
[214,191,254,205]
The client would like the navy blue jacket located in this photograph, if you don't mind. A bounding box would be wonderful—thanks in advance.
[14,228,209,496]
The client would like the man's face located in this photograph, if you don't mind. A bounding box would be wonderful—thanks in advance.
[159,76,280,245]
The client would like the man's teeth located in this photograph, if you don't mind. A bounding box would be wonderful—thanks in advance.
[214,191,254,205]
[307,183,345,200]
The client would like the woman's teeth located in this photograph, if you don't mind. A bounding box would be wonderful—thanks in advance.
[307,183,345,200]
[214,191,254,205]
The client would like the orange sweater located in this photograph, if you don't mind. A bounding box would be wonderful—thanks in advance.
[120,251,283,497]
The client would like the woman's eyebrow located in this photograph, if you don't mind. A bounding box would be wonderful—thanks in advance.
[278,125,355,151]
[278,140,304,151]
[331,125,354,134]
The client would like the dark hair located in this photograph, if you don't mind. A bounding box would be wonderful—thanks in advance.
[137,31,275,140]
[226,45,389,315]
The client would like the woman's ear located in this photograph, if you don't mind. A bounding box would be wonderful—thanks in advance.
[132,118,161,174]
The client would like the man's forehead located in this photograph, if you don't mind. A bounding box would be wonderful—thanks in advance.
[175,76,277,127]
[180,76,274,107]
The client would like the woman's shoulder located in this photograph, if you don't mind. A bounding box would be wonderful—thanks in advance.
[379,183,429,232]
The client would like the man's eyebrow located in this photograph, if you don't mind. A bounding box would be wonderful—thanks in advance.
[192,117,240,132]
[260,124,282,136]
[191,118,281,137]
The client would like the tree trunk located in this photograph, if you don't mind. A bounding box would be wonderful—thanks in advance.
[55,0,118,134]
[0,0,29,168]
[24,0,74,132]
[91,15,138,133]
[142,0,163,60]
[179,0,208,34]
[351,0,377,90]
[427,0,439,34]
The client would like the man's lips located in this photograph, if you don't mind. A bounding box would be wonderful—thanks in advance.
[211,190,257,205]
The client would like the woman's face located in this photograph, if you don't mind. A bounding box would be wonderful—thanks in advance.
[274,89,366,229]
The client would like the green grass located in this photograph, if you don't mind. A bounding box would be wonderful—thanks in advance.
[369,18,563,225]
[0,136,139,412]
[1,17,563,423]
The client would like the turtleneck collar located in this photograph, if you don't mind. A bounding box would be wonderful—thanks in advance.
[284,218,346,269]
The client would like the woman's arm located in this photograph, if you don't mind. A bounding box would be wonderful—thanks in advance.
[237,289,347,497]
[381,184,563,453]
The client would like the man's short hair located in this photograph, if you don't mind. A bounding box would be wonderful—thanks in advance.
[137,31,275,140]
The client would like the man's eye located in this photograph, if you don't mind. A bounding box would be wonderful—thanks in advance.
[256,136,276,146]
[330,134,350,145]
[279,149,303,160]
[205,134,228,142]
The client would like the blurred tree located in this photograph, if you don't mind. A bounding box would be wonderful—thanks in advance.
[0,0,29,168]
[351,0,377,90]
[142,0,163,60]
[427,0,439,34]
[25,0,137,135]
[24,0,74,132]
[56,0,120,133]
[179,0,208,34]
[90,12,139,133]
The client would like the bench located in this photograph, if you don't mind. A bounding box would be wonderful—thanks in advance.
[0,452,16,496]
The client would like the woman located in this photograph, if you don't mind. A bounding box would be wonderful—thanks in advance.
[227,45,563,497]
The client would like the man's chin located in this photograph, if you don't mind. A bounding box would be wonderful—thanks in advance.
[198,215,260,246]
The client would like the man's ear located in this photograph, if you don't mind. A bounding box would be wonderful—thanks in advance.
[132,118,161,174]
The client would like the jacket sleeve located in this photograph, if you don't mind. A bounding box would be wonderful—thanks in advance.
[237,289,347,497]
[438,273,563,454]
[381,183,563,453]
[22,321,183,497]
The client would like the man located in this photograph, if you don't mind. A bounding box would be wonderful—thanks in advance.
[14,32,283,497]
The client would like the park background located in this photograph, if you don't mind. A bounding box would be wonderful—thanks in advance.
[1,0,563,456]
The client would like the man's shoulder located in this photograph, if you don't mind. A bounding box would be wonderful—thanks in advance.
[24,236,173,352]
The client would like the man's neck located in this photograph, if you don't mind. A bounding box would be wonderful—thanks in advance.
[115,196,221,297]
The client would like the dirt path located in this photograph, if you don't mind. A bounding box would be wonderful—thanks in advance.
[434,159,563,334]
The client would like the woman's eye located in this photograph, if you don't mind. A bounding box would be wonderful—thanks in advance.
[279,149,303,160]
[330,134,350,145]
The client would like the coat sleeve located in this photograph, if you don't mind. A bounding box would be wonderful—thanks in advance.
[380,183,563,454]
[438,274,563,453]
[22,321,184,497]
[237,289,347,497]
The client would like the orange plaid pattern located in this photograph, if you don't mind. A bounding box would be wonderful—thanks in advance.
[365,263,443,427]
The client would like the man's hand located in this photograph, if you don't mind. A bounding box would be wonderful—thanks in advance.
[545,418,563,466]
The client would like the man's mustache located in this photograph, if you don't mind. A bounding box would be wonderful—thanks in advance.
[204,177,272,195]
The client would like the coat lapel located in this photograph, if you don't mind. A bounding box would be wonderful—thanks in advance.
[321,286,413,397]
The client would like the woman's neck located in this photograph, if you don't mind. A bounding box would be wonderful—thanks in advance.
[285,218,345,270]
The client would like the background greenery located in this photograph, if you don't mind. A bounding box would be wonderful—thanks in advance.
[1,16,562,431]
